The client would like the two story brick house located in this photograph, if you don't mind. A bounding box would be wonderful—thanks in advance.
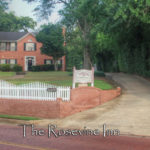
[0,32,66,71]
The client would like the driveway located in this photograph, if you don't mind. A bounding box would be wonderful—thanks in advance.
[31,73,150,136]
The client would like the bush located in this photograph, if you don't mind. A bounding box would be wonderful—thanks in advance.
[13,65,22,72]
[40,64,54,71]
[94,71,105,77]
[31,65,41,72]
[0,64,22,72]
[0,64,11,71]
[31,65,55,72]
[58,64,62,71]
[66,67,73,72]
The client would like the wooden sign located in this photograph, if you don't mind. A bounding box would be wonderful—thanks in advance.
[47,88,57,92]
[72,67,94,88]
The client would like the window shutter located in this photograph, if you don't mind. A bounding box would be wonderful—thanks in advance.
[24,43,26,51]
[34,43,36,51]
[15,59,17,64]
[5,59,7,64]
[7,43,9,51]
[44,60,46,64]
[15,43,17,51]
[9,42,11,51]
[4,43,6,51]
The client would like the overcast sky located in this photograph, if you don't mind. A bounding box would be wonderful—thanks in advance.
[8,0,62,30]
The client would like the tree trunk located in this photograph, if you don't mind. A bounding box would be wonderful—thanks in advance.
[77,18,92,69]
[54,59,58,71]
[83,46,92,69]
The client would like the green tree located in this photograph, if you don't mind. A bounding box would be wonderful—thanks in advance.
[65,28,83,70]
[36,23,65,71]
[95,0,150,75]
[0,0,36,32]
[24,0,150,76]
[24,0,100,69]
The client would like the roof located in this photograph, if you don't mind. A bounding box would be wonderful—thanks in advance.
[0,32,30,42]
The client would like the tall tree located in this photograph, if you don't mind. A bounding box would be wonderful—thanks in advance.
[95,0,150,75]
[36,23,65,71]
[24,0,100,69]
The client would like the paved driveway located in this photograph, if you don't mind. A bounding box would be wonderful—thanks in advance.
[33,73,150,136]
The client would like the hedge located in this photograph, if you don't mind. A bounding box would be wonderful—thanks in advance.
[31,65,55,71]
[0,64,22,72]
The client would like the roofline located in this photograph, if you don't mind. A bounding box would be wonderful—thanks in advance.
[17,32,35,42]
[0,40,16,42]
[0,32,36,42]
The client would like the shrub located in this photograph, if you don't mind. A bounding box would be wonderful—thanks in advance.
[13,65,22,72]
[40,64,54,71]
[31,65,55,72]
[0,64,11,71]
[66,67,73,72]
[31,65,41,72]
[58,64,62,71]
[94,71,105,77]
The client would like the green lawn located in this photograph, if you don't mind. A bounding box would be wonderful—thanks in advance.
[0,72,15,77]
[0,71,114,90]
[0,114,40,120]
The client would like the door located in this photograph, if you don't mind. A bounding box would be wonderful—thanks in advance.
[28,59,33,71]
[25,56,36,71]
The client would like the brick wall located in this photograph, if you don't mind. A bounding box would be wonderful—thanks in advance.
[0,99,60,118]
[0,87,121,119]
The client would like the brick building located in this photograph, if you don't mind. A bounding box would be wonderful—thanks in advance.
[0,32,66,71]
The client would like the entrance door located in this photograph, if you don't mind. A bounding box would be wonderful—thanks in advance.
[25,56,36,71]
[28,59,33,71]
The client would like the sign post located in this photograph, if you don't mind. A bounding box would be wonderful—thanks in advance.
[72,67,94,88]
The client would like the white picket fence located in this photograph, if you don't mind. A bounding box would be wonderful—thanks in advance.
[0,80,70,101]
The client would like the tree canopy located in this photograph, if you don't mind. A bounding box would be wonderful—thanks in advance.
[36,23,65,71]
[24,0,150,77]
[0,0,36,32]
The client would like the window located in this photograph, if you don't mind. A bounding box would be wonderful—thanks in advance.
[24,43,36,51]
[0,59,7,64]
[10,43,17,51]
[0,43,6,50]
[9,59,17,64]
[44,59,53,65]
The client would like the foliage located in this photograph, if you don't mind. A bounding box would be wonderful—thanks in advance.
[0,0,36,32]
[36,23,64,71]
[31,65,55,71]
[24,0,101,69]
[24,0,150,77]
[65,28,83,71]
[13,65,23,72]
[0,64,22,72]
[94,71,105,77]
[0,64,11,72]
[94,0,150,76]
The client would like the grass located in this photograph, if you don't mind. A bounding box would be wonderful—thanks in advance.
[0,71,114,90]
[0,72,15,77]
[94,80,113,90]
[0,114,40,120]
